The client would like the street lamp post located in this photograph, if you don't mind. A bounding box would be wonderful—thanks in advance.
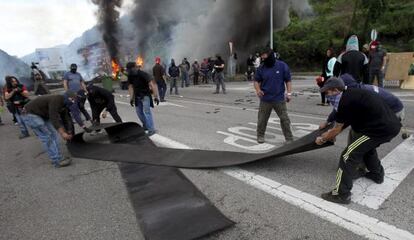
[270,0,274,49]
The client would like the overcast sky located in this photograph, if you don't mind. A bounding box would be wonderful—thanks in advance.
[0,0,132,58]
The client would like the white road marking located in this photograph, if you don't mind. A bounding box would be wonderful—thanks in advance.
[216,131,275,151]
[352,136,414,209]
[147,133,414,240]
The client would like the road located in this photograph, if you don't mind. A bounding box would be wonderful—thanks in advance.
[1,77,414,240]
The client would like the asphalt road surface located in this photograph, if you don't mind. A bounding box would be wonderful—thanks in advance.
[1,77,414,240]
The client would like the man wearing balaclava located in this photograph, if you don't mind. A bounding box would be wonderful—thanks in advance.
[254,47,294,144]
[63,63,92,131]
[333,35,369,84]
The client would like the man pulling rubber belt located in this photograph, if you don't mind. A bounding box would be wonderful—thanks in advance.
[315,77,401,204]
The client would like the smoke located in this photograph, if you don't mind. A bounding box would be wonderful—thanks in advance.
[92,0,123,63]
[129,0,312,62]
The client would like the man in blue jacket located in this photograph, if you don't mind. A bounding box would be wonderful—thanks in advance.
[254,47,293,144]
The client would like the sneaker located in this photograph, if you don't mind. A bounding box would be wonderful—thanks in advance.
[14,122,19,126]
[321,192,351,204]
[257,136,265,144]
[19,133,30,139]
[146,130,157,136]
[365,172,384,184]
[213,92,219,94]
[284,140,294,145]
[55,158,72,168]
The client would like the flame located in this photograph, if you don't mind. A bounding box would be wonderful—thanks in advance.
[111,59,120,78]
[135,56,144,68]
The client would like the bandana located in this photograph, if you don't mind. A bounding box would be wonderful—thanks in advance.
[327,92,343,111]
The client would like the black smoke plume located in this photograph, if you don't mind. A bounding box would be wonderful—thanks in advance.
[129,0,312,62]
[92,0,123,63]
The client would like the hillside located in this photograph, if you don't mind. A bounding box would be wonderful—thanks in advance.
[0,49,31,87]
[274,0,414,71]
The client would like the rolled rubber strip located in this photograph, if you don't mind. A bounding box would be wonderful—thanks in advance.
[68,122,333,169]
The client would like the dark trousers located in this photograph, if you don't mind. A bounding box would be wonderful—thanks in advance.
[369,69,384,87]
[92,101,122,124]
[193,72,199,85]
[333,131,396,196]
[170,77,179,94]
[257,101,293,141]
[157,80,167,101]
[120,81,129,90]
[77,91,91,121]
[320,92,326,104]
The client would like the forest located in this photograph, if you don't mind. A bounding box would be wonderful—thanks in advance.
[274,0,414,70]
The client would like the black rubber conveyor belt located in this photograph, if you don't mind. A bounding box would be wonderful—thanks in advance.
[67,122,333,240]
[67,122,333,169]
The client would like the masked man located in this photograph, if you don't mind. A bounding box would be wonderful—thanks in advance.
[316,77,401,204]
[254,47,294,144]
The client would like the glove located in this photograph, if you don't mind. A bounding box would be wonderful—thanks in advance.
[154,98,160,106]
[130,98,135,107]
[83,127,92,133]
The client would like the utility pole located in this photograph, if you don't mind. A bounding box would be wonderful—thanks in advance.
[270,0,274,49]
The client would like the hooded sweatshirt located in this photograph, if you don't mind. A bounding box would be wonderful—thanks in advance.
[334,35,369,83]
[341,74,403,113]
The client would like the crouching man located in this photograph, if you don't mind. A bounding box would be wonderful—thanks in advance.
[86,84,122,125]
[22,91,76,168]
[315,77,401,204]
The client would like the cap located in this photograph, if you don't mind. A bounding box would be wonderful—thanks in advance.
[320,77,345,93]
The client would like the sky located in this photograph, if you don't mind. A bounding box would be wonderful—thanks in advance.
[0,0,133,58]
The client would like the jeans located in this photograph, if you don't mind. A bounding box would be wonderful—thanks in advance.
[15,111,30,136]
[135,96,155,132]
[22,114,63,166]
[257,100,293,141]
[170,77,179,94]
[215,72,226,93]
[157,80,167,101]
[181,72,189,88]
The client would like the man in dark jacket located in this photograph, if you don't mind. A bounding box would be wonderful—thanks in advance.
[334,35,369,84]
[321,74,405,128]
[316,77,401,204]
[22,92,75,168]
[87,84,122,125]
[128,62,160,136]
[168,59,180,95]
[153,57,167,102]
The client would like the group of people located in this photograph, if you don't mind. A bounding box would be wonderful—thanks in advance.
[150,55,227,97]
[253,36,404,205]
[317,35,388,106]
[0,61,163,168]
[1,37,405,205]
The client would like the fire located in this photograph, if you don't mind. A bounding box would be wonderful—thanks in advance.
[135,56,144,68]
[111,59,120,78]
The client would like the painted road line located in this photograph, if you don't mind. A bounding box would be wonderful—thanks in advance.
[352,136,414,209]
[148,133,414,240]
[216,131,276,151]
